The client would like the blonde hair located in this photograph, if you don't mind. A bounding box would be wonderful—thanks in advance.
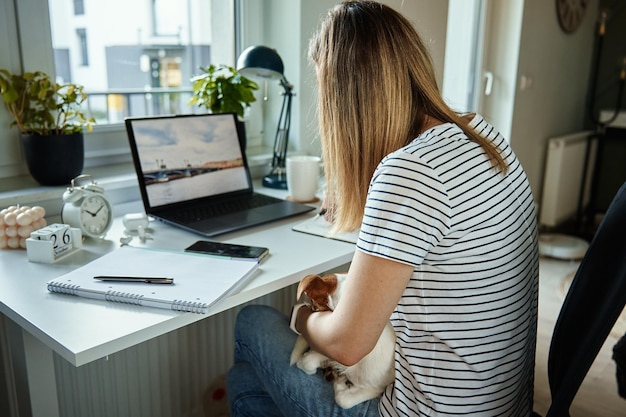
[309,0,507,233]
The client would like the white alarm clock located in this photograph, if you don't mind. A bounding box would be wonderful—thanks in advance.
[61,174,113,239]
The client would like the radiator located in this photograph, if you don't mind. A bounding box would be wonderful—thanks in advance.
[53,284,297,417]
[539,131,595,228]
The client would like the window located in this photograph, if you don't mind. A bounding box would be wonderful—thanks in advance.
[0,0,256,181]
[442,0,483,113]
[73,0,84,16]
[48,0,235,124]
[76,28,88,66]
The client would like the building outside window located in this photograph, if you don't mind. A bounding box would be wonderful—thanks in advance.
[152,0,185,37]
[48,0,234,125]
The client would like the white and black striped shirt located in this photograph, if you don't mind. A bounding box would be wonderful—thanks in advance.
[357,115,539,417]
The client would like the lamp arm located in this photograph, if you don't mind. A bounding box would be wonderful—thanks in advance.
[278,92,292,169]
[280,77,294,95]
[270,81,293,171]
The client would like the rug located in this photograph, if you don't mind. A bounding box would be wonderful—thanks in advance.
[557,271,626,338]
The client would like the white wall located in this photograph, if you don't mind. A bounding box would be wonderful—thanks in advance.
[510,0,598,201]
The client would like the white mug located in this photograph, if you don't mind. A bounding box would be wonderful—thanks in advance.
[286,155,321,203]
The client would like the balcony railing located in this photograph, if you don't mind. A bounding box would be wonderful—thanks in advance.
[85,87,200,124]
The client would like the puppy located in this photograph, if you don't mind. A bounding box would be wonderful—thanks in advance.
[289,273,396,409]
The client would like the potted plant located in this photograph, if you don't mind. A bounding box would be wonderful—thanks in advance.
[188,64,258,149]
[0,69,95,185]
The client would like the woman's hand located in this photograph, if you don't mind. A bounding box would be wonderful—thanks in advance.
[298,250,413,366]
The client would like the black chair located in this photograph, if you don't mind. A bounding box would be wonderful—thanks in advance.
[534,181,626,416]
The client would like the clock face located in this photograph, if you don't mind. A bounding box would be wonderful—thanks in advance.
[79,194,112,237]
[556,0,588,33]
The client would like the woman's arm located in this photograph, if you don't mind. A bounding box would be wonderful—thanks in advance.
[296,249,413,366]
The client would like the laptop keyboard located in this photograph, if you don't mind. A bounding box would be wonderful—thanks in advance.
[170,193,281,223]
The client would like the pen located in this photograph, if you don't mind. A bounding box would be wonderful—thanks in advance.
[94,276,174,284]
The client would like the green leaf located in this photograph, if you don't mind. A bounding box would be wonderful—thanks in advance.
[188,64,258,116]
[0,68,95,135]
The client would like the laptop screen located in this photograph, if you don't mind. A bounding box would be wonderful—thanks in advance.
[126,113,250,209]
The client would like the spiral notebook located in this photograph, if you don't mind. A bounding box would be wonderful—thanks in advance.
[46,246,259,314]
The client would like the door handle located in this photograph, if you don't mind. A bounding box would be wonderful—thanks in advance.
[483,71,493,96]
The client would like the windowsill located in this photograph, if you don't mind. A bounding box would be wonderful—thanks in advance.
[0,150,274,217]
[0,163,140,217]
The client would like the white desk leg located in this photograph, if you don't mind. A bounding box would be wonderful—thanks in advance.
[21,329,60,417]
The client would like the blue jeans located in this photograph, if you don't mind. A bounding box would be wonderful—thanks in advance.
[227,305,381,417]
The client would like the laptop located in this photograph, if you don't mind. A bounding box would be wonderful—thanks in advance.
[125,113,314,237]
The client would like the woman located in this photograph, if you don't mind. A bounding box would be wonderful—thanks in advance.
[227,1,539,416]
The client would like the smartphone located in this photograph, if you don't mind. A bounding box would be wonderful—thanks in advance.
[184,240,270,263]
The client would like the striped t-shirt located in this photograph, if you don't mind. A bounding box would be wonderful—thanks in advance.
[356,114,539,417]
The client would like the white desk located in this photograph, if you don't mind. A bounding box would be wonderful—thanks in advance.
[0,198,356,417]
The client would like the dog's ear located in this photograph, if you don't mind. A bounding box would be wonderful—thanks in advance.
[296,274,321,300]
[297,274,338,311]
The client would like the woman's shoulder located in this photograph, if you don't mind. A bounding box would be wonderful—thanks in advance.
[379,113,500,171]
[402,121,472,155]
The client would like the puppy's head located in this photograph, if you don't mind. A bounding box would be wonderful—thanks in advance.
[296,273,340,311]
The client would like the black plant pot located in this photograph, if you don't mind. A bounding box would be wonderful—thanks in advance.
[21,132,84,186]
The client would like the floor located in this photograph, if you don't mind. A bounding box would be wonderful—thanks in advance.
[533,257,626,416]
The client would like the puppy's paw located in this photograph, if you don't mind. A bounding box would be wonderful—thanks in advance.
[334,385,380,410]
[296,354,320,375]
[334,375,353,392]
[322,366,336,382]
[289,335,309,365]
[296,351,327,375]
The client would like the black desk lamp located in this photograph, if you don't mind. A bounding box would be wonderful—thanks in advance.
[237,45,293,189]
